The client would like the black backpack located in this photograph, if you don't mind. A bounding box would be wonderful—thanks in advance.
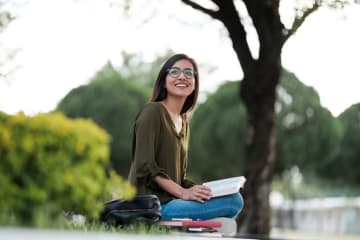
[99,195,161,226]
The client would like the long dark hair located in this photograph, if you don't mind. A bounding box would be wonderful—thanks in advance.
[151,53,199,114]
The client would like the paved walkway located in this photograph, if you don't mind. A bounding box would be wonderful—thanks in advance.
[0,227,254,240]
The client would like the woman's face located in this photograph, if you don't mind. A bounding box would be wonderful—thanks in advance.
[165,59,196,99]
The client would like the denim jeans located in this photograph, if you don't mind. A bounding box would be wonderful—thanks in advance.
[160,192,243,220]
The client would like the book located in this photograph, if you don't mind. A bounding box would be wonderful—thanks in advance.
[203,176,246,198]
[176,229,224,238]
[158,219,222,228]
[159,218,235,237]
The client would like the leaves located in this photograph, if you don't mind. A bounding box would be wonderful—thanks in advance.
[57,61,151,177]
[0,111,135,224]
[188,69,344,183]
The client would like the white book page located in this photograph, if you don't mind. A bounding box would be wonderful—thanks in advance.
[203,176,246,198]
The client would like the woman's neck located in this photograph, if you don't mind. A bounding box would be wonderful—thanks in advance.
[161,97,185,116]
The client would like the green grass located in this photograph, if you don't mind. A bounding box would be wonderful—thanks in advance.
[62,221,170,235]
[0,210,170,235]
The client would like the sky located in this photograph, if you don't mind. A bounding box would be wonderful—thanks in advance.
[0,0,359,117]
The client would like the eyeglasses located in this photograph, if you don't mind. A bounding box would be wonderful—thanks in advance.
[167,68,196,79]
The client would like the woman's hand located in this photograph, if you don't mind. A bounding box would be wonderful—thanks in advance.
[181,185,212,203]
[154,176,212,203]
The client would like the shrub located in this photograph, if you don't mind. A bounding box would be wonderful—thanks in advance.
[0,111,135,225]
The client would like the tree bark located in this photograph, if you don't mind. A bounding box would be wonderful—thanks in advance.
[237,60,280,235]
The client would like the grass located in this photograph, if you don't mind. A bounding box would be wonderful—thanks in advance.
[0,210,170,235]
[62,221,170,235]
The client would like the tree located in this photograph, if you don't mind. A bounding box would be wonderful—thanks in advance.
[189,69,341,184]
[189,81,246,181]
[57,62,150,177]
[275,70,342,175]
[0,0,21,83]
[118,50,175,88]
[179,0,356,234]
[0,1,13,30]
[327,103,360,184]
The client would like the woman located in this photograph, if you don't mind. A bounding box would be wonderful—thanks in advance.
[128,53,243,221]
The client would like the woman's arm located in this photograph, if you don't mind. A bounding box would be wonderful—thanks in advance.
[154,175,212,203]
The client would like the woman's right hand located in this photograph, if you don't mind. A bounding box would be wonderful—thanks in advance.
[181,185,212,203]
[154,176,212,203]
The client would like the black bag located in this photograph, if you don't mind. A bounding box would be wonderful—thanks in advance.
[99,195,161,226]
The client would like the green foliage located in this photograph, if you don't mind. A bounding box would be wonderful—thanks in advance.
[0,11,12,30]
[188,69,342,183]
[0,1,15,31]
[275,70,343,175]
[189,81,246,181]
[329,103,360,184]
[118,50,175,88]
[57,62,150,177]
[0,111,135,225]
[0,1,17,82]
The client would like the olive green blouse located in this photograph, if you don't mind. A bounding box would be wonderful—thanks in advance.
[128,102,195,203]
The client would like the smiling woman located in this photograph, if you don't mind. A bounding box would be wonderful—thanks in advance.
[127,53,244,222]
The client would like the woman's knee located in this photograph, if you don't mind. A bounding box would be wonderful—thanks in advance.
[229,192,244,217]
[234,192,244,209]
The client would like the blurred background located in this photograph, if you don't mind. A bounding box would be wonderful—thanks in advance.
[1,0,359,239]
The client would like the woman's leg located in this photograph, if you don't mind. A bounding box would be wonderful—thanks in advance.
[161,192,243,220]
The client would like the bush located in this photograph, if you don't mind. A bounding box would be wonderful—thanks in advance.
[0,111,135,225]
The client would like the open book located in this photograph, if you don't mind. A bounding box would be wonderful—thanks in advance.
[203,176,246,198]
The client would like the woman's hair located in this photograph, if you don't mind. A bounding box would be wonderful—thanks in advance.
[151,53,199,114]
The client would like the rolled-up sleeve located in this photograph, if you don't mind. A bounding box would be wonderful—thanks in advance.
[182,178,196,188]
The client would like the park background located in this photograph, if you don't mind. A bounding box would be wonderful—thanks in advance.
[1,0,360,239]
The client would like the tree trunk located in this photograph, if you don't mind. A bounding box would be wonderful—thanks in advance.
[237,60,281,235]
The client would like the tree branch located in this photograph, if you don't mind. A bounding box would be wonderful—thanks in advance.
[181,0,220,19]
[285,2,320,41]
[181,0,254,72]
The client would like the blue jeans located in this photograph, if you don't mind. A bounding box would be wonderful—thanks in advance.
[160,192,243,220]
